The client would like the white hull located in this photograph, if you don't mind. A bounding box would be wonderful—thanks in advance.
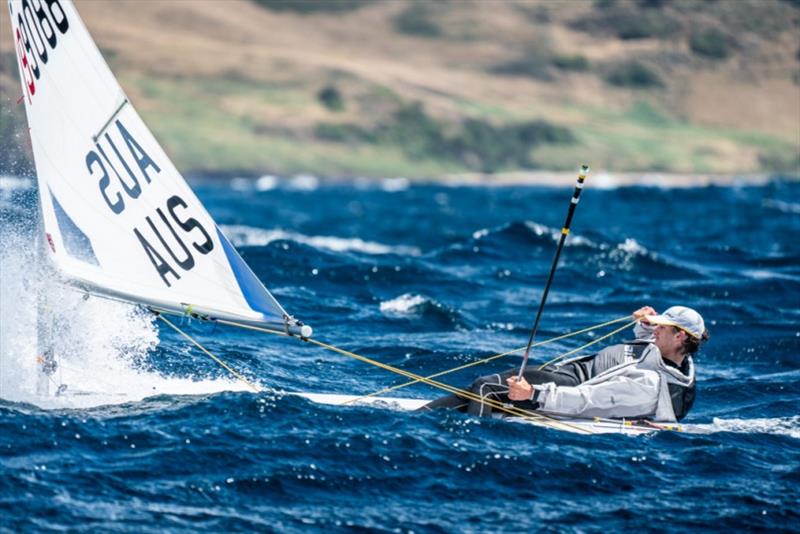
[291,392,687,435]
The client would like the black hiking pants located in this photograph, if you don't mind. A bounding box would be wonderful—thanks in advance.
[419,364,584,417]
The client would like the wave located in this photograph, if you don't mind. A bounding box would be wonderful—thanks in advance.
[229,175,280,192]
[380,293,428,315]
[380,177,411,192]
[221,224,421,256]
[763,198,800,215]
[225,174,319,192]
[469,221,652,255]
[287,174,320,191]
[740,269,800,282]
[447,221,676,275]
[379,293,464,327]
[692,416,800,439]
[470,221,600,249]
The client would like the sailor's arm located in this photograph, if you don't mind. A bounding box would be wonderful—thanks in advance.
[524,371,661,418]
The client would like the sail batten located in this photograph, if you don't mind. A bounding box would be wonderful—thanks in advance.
[93,98,129,142]
[7,0,307,332]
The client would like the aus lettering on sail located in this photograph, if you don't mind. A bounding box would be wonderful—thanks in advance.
[11,0,70,104]
[86,119,214,288]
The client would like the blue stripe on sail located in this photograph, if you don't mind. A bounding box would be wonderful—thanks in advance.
[216,227,283,320]
[50,189,99,265]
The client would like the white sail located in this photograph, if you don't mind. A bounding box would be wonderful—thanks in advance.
[6,0,310,335]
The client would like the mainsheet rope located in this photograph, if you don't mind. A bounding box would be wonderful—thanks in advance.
[158,312,587,432]
[155,311,637,434]
[159,313,592,431]
[157,314,262,393]
[352,316,635,402]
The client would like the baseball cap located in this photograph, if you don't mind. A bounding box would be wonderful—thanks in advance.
[643,306,706,339]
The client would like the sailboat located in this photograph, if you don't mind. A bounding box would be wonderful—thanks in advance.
[7,0,692,436]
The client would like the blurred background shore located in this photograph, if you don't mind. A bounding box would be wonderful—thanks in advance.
[1,0,798,182]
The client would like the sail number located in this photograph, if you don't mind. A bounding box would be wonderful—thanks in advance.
[86,119,215,288]
[11,0,70,104]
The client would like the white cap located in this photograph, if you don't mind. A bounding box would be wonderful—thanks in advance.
[644,306,706,339]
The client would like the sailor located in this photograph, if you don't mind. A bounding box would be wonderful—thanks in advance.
[420,306,709,422]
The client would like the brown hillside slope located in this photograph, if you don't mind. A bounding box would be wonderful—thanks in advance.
[1,0,798,178]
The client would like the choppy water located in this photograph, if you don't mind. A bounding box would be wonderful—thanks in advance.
[1,175,799,532]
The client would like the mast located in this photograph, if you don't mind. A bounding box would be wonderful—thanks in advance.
[35,211,56,396]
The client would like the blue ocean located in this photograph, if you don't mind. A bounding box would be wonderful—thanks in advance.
[1,175,798,532]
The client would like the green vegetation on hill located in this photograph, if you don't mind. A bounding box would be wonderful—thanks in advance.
[392,4,443,38]
[316,103,574,172]
[572,3,681,40]
[689,29,732,59]
[605,61,664,88]
[251,0,377,14]
[0,0,798,178]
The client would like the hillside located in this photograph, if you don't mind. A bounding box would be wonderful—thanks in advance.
[1,0,799,179]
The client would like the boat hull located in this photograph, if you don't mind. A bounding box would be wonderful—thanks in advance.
[291,392,685,435]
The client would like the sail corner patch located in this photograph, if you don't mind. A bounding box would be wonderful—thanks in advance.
[216,227,283,320]
[50,189,99,265]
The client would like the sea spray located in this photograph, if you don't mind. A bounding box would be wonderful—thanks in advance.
[0,213,248,409]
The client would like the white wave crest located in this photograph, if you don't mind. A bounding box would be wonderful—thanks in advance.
[230,177,253,192]
[692,416,800,439]
[602,238,654,271]
[381,177,410,192]
[256,174,280,191]
[221,224,421,256]
[380,294,428,316]
[763,198,800,214]
[522,221,596,247]
[288,174,319,191]
[617,238,648,254]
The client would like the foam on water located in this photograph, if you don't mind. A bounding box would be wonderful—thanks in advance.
[221,224,422,256]
[0,226,249,410]
[255,174,280,191]
[522,221,597,248]
[379,293,429,316]
[762,198,800,214]
[287,174,320,191]
[470,221,599,249]
[380,177,411,192]
[694,416,800,439]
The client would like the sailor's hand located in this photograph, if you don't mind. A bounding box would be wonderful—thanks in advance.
[506,376,533,401]
[633,306,657,322]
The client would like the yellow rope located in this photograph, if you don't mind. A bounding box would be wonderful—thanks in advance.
[156,314,263,394]
[353,316,633,401]
[209,315,641,433]
[155,313,637,434]
[198,317,594,433]
[300,337,593,434]
[536,320,637,370]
